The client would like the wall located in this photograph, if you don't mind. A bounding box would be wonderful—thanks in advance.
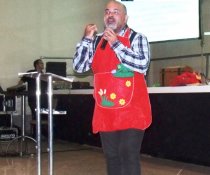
[0,0,210,88]
[148,0,210,86]
[0,0,108,89]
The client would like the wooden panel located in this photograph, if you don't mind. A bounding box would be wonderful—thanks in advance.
[160,66,193,86]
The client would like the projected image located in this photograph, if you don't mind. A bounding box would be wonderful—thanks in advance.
[118,0,200,42]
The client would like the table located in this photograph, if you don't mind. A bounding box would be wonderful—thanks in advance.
[53,85,210,166]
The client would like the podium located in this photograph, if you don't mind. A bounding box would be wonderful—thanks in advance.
[18,72,73,175]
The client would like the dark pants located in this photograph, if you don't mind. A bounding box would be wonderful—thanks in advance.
[28,95,48,120]
[28,96,48,137]
[28,99,36,120]
[100,129,145,175]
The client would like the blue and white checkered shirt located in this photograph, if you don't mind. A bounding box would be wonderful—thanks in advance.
[73,26,150,75]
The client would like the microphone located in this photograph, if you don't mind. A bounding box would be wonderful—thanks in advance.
[100,39,107,50]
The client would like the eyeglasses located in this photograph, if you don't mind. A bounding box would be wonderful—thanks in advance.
[104,9,120,16]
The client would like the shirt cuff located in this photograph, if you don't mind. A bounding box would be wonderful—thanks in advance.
[82,37,93,43]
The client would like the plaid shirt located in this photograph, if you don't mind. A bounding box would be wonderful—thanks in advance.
[73,26,150,75]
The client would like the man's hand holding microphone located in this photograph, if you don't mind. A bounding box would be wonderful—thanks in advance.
[84,24,118,49]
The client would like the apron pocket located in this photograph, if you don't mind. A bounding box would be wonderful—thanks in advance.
[94,72,134,109]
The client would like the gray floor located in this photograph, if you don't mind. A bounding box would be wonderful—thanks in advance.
[0,139,210,175]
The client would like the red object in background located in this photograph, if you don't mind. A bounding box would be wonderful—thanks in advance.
[170,72,201,86]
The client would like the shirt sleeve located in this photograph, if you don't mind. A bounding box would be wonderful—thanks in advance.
[111,33,150,75]
[73,37,94,73]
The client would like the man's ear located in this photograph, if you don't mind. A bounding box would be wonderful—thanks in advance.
[125,15,129,23]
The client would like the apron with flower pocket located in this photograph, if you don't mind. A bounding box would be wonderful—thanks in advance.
[91,28,152,133]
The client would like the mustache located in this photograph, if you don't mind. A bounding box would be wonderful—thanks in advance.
[107,16,115,20]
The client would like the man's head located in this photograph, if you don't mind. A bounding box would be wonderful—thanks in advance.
[104,0,128,33]
[33,59,44,72]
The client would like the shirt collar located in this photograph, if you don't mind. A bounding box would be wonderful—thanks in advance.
[118,25,128,36]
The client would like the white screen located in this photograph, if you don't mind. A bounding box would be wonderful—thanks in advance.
[118,0,200,42]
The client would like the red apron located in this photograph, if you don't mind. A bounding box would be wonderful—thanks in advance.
[91,29,152,133]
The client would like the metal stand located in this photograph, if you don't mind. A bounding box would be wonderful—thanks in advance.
[0,94,14,128]
[19,72,73,175]
[6,93,37,156]
[1,93,16,128]
[0,94,17,155]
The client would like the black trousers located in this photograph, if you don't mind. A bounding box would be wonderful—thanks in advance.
[28,95,48,120]
[28,96,48,137]
[100,129,145,175]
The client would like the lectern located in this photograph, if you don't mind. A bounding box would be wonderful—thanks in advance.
[18,72,73,175]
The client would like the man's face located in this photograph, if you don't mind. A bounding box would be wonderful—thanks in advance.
[37,60,44,70]
[104,1,127,33]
